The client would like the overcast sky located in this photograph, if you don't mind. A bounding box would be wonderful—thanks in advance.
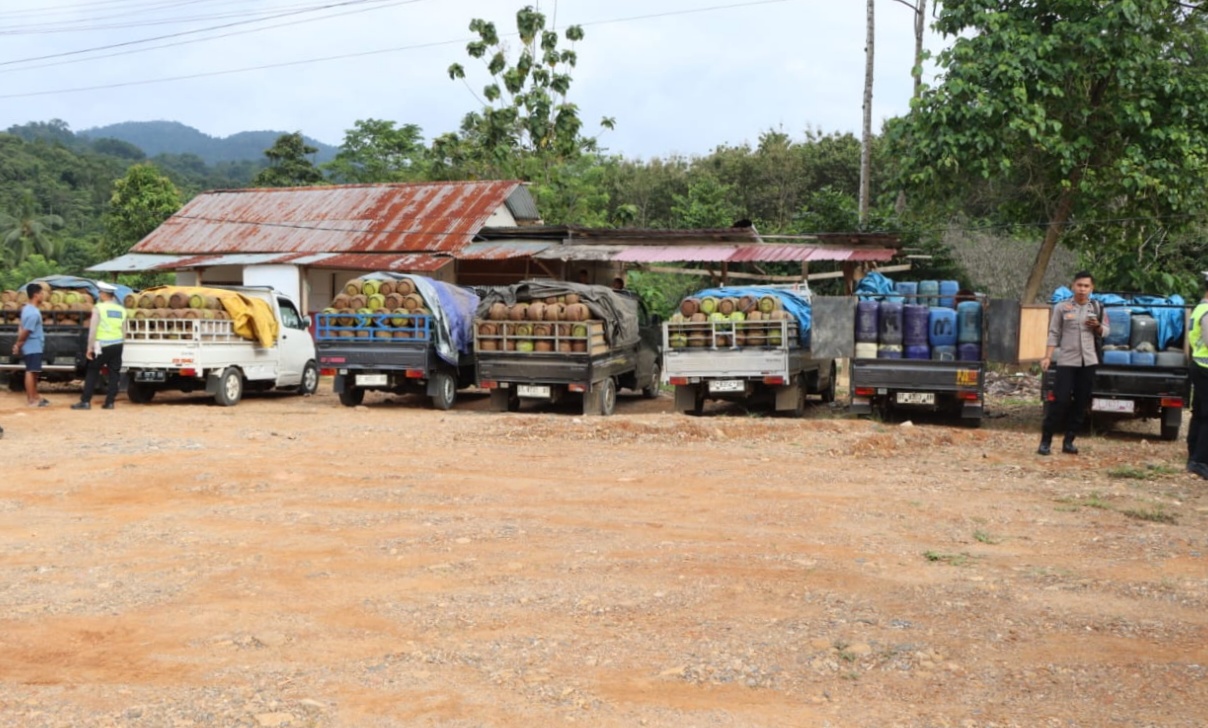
[0,0,944,159]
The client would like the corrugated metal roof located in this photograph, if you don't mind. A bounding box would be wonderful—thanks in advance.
[533,244,629,262]
[306,253,452,272]
[458,241,552,260]
[130,181,534,256]
[614,245,897,264]
[87,251,452,273]
[87,253,192,272]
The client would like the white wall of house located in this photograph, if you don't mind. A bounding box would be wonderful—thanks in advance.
[174,271,201,287]
[484,204,517,227]
[244,265,304,309]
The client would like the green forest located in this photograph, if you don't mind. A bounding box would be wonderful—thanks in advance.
[3,1,1207,307]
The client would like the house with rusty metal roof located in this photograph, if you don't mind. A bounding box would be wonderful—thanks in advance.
[90,180,541,312]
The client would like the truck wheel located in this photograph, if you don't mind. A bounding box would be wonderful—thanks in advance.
[339,386,365,407]
[214,367,243,407]
[126,381,156,404]
[642,363,662,399]
[820,361,837,403]
[297,361,319,395]
[431,371,456,411]
[1160,406,1182,441]
[600,377,618,416]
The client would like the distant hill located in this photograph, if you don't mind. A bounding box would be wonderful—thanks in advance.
[78,120,338,165]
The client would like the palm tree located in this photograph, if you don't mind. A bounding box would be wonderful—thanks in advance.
[0,191,63,265]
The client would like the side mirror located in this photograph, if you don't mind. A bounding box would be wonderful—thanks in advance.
[303,315,312,328]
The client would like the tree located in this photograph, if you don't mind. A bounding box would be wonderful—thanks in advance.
[890,1,1208,301]
[435,5,615,223]
[0,190,63,265]
[323,119,427,183]
[252,132,324,187]
[670,176,740,229]
[101,163,181,260]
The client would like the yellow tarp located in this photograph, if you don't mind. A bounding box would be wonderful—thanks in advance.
[137,286,279,347]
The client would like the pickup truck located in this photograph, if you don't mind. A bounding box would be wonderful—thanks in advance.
[1,276,134,389]
[122,286,318,406]
[315,274,479,409]
[663,287,836,416]
[473,281,662,416]
[1040,298,1190,441]
[803,294,1026,426]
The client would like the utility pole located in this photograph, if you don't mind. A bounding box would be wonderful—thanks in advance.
[859,0,875,227]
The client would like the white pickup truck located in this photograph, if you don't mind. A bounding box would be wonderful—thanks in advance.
[122,286,318,406]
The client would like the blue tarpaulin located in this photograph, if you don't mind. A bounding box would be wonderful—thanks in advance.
[1050,287,1186,350]
[27,275,135,308]
[853,271,903,302]
[689,286,813,347]
[358,273,480,366]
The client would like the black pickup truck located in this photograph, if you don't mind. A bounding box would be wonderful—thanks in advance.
[0,310,90,389]
[1040,298,1190,441]
[474,281,662,416]
[315,274,480,410]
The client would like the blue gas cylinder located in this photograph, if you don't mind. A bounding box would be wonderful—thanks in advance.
[938,280,960,309]
[931,345,957,361]
[1101,349,1131,366]
[928,307,958,347]
[956,301,983,344]
[879,301,904,345]
[903,304,930,347]
[1103,307,1131,347]
[904,344,931,360]
[855,299,879,343]
[958,342,982,361]
[1130,350,1156,367]
[894,281,918,303]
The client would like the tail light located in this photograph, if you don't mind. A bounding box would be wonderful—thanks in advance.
[957,390,981,401]
[854,387,875,397]
[1045,391,1055,402]
[180,368,197,377]
[568,383,587,392]
[1161,397,1184,408]
[479,380,497,389]
[669,376,688,386]
[763,376,786,385]
[405,369,424,379]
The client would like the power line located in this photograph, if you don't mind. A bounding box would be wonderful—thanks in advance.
[0,0,788,99]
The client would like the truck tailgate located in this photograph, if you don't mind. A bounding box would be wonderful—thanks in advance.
[1092,365,1188,398]
[852,360,983,391]
[317,340,429,370]
[477,353,594,385]
[664,348,792,379]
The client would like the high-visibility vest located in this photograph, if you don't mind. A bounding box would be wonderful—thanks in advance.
[95,300,126,344]
[1191,301,1208,368]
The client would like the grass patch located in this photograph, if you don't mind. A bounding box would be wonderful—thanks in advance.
[1055,492,1113,510]
[1120,506,1177,524]
[973,529,1001,544]
[1108,464,1180,480]
[923,550,972,566]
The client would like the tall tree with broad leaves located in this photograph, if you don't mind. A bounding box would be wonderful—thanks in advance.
[252,132,325,188]
[435,5,615,223]
[101,163,181,261]
[323,119,427,183]
[0,190,63,265]
[889,0,1208,301]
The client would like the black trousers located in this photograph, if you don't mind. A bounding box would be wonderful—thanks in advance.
[1189,363,1208,464]
[80,343,123,406]
[1043,365,1095,441]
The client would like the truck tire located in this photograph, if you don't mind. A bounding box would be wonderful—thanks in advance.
[339,386,365,407]
[214,367,243,407]
[297,361,319,395]
[1161,405,1182,441]
[642,363,662,399]
[600,377,618,416]
[126,380,156,404]
[430,371,456,411]
[820,361,837,403]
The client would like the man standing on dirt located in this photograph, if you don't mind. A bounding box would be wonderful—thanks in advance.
[1186,273,1208,479]
[72,282,126,411]
[1038,271,1107,456]
[12,282,49,408]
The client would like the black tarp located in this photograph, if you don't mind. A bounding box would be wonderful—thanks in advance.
[476,280,640,348]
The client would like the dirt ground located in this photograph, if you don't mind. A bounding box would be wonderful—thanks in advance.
[1,372,1206,728]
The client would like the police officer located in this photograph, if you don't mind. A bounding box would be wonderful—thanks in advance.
[1187,273,1208,479]
[72,282,127,410]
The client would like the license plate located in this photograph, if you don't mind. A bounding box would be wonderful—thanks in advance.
[517,384,551,398]
[709,379,744,393]
[135,370,165,382]
[1092,398,1135,413]
[356,374,389,386]
[896,392,935,405]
